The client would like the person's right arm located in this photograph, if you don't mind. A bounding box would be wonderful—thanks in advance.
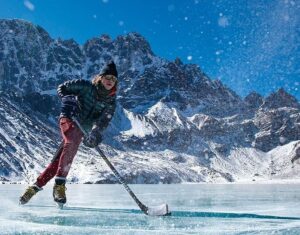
[57,79,90,97]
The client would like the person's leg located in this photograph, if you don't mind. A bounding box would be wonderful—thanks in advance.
[34,143,64,188]
[53,118,83,204]
[55,118,83,179]
[19,142,64,204]
[35,158,60,187]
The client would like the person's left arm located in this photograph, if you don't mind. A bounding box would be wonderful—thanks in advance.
[93,97,116,134]
[84,97,116,147]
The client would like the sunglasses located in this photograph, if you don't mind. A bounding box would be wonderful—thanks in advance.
[103,75,117,82]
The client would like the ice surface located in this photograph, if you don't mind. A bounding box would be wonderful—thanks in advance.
[1,184,300,234]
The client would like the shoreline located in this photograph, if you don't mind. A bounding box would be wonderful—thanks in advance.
[2,179,300,185]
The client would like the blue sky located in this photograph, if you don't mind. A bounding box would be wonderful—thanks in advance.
[0,0,299,99]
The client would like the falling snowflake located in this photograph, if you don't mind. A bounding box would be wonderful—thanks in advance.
[119,21,124,26]
[283,15,290,21]
[24,0,35,11]
[218,16,229,27]
[187,56,193,61]
[279,136,287,144]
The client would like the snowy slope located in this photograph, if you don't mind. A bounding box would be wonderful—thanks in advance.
[268,141,300,179]
[0,94,59,182]
[211,141,300,182]
[66,140,300,184]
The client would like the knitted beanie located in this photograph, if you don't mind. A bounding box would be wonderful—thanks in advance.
[100,61,118,78]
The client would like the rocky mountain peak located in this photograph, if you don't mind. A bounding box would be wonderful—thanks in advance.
[84,34,113,50]
[113,32,155,68]
[174,57,183,66]
[262,88,299,109]
[114,32,154,56]
[244,91,264,109]
[0,19,52,44]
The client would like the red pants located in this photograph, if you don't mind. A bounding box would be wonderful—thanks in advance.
[36,118,83,187]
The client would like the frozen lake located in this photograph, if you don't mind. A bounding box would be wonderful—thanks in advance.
[1,183,300,234]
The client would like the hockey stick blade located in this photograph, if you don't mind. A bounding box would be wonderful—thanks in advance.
[146,203,171,216]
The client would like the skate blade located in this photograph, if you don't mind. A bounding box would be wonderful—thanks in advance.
[56,202,64,209]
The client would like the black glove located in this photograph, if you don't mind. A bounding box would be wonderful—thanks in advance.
[60,95,80,118]
[83,130,102,148]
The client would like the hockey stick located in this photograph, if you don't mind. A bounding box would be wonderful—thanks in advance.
[72,117,170,216]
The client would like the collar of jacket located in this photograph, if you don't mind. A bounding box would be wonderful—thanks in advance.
[109,86,117,96]
[94,83,117,100]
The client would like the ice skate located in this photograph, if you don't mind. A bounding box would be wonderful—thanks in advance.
[19,185,41,205]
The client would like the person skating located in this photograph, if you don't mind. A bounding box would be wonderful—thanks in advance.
[19,61,118,206]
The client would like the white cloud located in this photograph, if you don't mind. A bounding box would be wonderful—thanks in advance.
[24,0,35,11]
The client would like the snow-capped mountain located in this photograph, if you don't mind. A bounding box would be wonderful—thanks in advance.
[0,19,299,183]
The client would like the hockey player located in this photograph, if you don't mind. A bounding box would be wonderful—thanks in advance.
[19,61,118,206]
